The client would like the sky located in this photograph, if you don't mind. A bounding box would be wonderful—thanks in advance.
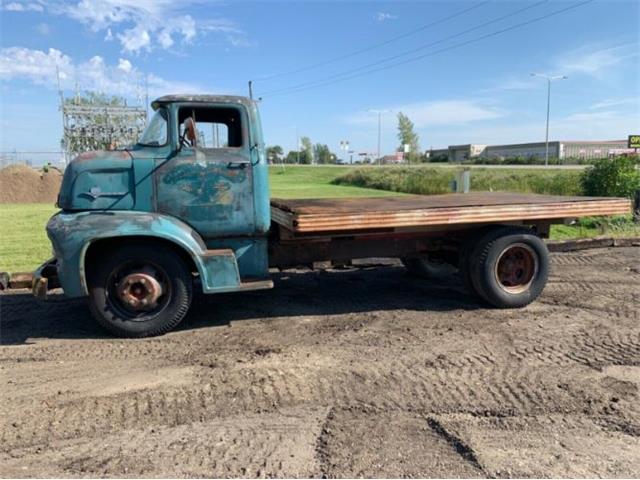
[0,0,639,160]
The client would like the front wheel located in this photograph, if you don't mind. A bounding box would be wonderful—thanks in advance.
[468,227,549,308]
[87,244,193,337]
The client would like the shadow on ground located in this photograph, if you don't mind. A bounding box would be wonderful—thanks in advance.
[0,265,481,345]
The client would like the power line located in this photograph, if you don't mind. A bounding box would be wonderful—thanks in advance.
[252,1,490,82]
[262,0,593,98]
[260,0,551,97]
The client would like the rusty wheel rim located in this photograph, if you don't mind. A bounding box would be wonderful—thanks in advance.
[494,243,538,294]
[106,261,171,320]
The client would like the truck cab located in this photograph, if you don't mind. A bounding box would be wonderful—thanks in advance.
[44,95,273,336]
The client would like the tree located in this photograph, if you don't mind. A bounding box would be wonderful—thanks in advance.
[313,143,334,164]
[581,156,640,198]
[284,151,298,164]
[396,112,421,163]
[266,145,284,164]
[284,149,312,164]
[300,136,314,164]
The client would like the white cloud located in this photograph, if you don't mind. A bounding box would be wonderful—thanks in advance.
[0,46,203,98]
[483,77,537,92]
[5,0,248,53]
[0,47,72,82]
[542,109,634,141]
[554,42,638,78]
[347,100,503,128]
[3,1,44,12]
[427,108,636,147]
[118,25,151,53]
[376,12,397,22]
[39,0,247,54]
[561,110,619,123]
[589,98,639,110]
[117,58,132,73]
[200,18,253,47]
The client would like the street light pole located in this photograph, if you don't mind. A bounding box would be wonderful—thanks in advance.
[368,109,392,165]
[339,140,350,164]
[377,111,381,163]
[296,127,300,164]
[531,73,567,166]
[544,77,551,167]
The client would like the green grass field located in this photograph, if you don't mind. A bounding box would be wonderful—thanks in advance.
[1,203,58,273]
[269,165,400,198]
[1,165,637,272]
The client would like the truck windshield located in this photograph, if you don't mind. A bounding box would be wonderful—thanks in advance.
[138,109,168,146]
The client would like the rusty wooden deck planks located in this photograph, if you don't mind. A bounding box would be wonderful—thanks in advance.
[270,193,631,233]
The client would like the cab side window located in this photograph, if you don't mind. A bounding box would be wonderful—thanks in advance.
[178,107,243,149]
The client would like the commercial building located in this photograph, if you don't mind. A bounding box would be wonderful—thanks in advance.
[448,144,488,162]
[430,140,633,162]
[484,140,632,161]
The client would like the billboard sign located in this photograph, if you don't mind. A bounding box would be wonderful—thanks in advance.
[628,135,640,149]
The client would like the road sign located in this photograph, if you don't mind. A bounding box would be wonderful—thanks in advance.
[628,135,640,149]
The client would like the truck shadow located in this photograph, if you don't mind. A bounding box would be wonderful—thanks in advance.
[1,265,482,345]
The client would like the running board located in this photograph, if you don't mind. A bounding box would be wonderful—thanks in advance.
[238,278,274,291]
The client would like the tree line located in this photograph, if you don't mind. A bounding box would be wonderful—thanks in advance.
[266,137,337,164]
[267,111,428,165]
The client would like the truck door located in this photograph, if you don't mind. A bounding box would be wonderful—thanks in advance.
[155,105,255,238]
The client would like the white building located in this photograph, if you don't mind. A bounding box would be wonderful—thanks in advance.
[435,140,633,162]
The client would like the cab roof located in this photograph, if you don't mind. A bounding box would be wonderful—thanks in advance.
[151,94,255,110]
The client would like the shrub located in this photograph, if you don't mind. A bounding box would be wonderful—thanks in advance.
[581,157,640,198]
[332,166,583,196]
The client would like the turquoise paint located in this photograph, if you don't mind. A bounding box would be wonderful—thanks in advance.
[205,237,269,279]
[57,151,135,211]
[47,210,245,297]
[248,102,271,234]
[50,95,272,297]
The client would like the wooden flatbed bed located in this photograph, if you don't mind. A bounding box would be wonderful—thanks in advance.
[271,192,631,234]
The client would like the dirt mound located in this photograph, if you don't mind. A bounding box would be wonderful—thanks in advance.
[0,165,63,203]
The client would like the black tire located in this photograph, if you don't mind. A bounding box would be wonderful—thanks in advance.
[458,237,479,297]
[458,226,495,298]
[402,255,457,279]
[87,244,193,337]
[468,226,549,308]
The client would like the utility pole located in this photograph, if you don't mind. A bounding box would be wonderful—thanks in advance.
[368,109,392,165]
[144,74,149,122]
[56,65,67,165]
[248,80,254,100]
[531,73,567,166]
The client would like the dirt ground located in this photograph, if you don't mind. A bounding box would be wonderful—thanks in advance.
[1,247,639,478]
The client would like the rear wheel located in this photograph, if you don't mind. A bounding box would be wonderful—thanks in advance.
[87,244,193,337]
[468,226,549,308]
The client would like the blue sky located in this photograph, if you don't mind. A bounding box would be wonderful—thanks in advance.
[0,0,639,159]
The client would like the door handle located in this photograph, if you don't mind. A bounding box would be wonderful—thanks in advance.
[227,161,250,169]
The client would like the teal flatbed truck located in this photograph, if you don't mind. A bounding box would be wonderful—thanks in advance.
[5,95,630,337]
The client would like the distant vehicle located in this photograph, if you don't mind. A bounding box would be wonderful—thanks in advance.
[3,95,630,337]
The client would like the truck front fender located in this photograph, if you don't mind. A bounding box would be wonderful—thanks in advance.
[46,210,223,297]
